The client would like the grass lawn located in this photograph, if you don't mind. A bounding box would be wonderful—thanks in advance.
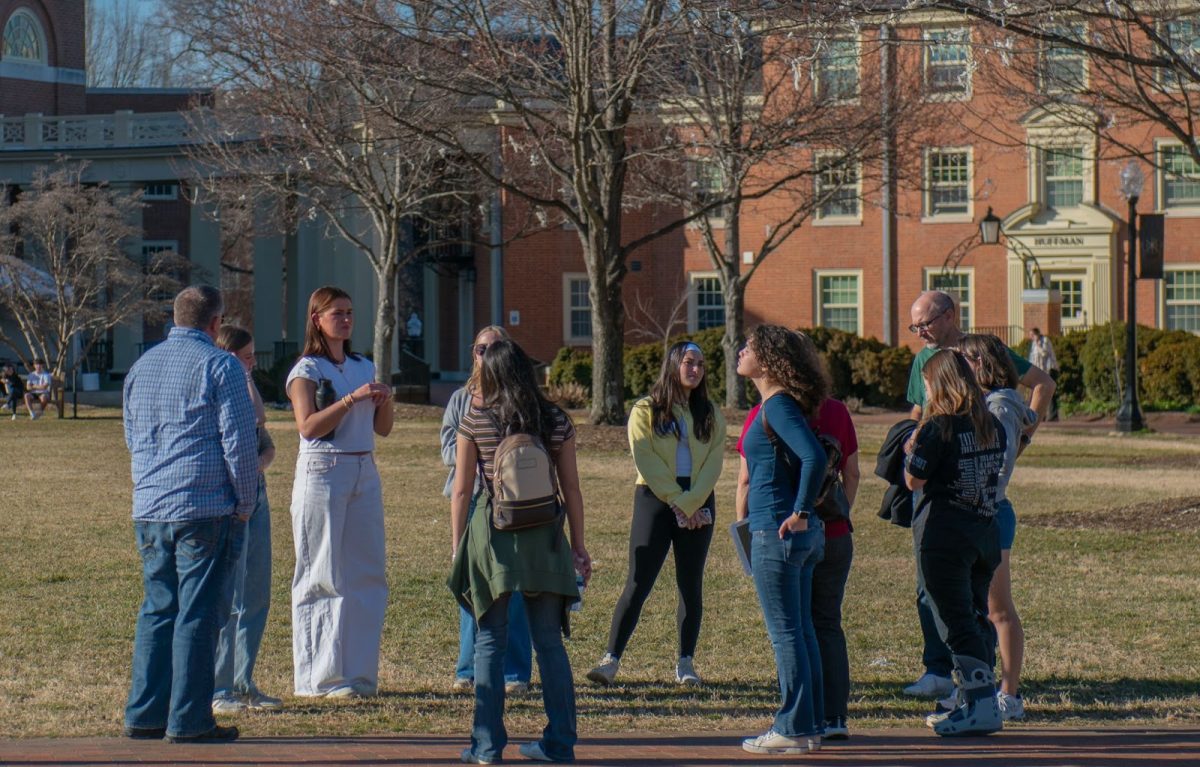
[1,405,1198,738]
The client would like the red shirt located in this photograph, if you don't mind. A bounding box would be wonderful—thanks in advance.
[738,398,857,539]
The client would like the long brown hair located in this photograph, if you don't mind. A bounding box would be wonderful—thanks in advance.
[956,334,1018,391]
[300,286,357,361]
[749,325,830,418]
[648,341,715,443]
[479,339,567,446]
[920,349,997,447]
[466,325,511,395]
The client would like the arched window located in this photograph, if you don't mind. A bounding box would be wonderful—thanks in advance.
[3,9,47,64]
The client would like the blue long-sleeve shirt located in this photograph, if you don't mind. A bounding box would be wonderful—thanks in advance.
[741,393,826,533]
[124,326,258,521]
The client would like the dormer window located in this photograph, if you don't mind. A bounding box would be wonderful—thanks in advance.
[2,9,47,64]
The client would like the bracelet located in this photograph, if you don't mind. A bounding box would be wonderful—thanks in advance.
[342,395,354,411]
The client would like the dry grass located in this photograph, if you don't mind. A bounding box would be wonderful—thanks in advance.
[1,406,1198,738]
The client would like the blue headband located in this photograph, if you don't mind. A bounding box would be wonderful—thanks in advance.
[681,342,703,355]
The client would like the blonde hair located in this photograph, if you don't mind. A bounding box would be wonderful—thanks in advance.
[920,349,997,447]
[466,325,510,395]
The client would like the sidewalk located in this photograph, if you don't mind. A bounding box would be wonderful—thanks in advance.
[4,728,1200,767]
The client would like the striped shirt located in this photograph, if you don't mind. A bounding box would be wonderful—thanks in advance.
[123,326,259,521]
[458,404,575,490]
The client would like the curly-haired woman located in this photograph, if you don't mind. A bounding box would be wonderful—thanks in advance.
[736,325,829,755]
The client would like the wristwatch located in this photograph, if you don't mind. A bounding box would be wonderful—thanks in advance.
[792,510,811,521]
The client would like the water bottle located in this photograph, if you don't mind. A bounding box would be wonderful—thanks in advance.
[313,378,337,441]
[571,569,585,612]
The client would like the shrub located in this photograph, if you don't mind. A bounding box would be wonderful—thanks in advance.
[803,326,912,408]
[1142,336,1200,409]
[1079,322,1169,405]
[623,342,664,400]
[548,347,592,393]
[547,381,590,409]
[255,353,298,404]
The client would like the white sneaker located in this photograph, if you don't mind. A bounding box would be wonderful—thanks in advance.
[212,695,247,713]
[675,656,701,686]
[245,690,283,710]
[903,672,955,698]
[997,691,1025,721]
[518,741,553,762]
[586,653,620,686]
[925,692,959,727]
[742,729,819,754]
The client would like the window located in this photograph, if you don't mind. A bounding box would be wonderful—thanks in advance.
[1159,20,1200,87]
[924,27,971,96]
[2,9,45,63]
[690,274,725,331]
[144,183,179,201]
[927,271,971,330]
[1165,269,1200,332]
[690,160,728,220]
[816,272,860,334]
[816,39,858,101]
[1039,24,1087,93]
[1160,144,1200,209]
[815,155,860,220]
[1049,277,1085,324]
[563,274,591,342]
[926,149,971,217]
[1042,146,1084,209]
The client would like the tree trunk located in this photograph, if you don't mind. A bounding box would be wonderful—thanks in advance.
[723,277,747,409]
[588,272,626,425]
[372,260,397,384]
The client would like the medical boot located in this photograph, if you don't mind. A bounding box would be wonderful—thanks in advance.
[933,655,1002,737]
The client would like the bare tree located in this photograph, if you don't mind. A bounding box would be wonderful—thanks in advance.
[627,277,691,350]
[0,162,186,392]
[167,0,474,381]
[920,1,1200,167]
[87,0,189,87]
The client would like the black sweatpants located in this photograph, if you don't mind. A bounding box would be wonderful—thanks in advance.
[605,480,715,659]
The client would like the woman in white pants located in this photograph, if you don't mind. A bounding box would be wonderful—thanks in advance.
[287,285,394,698]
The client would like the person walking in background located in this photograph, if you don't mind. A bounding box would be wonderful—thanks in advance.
[448,339,590,764]
[122,285,257,743]
[287,286,394,699]
[956,334,1038,724]
[587,341,725,688]
[904,350,1006,737]
[903,291,1054,699]
[211,325,282,713]
[1,363,24,419]
[1027,328,1059,421]
[736,325,828,755]
[442,325,533,695]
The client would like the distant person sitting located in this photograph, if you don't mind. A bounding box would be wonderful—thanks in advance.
[2,364,25,420]
[24,359,53,420]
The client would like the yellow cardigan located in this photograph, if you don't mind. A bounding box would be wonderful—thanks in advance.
[627,397,726,514]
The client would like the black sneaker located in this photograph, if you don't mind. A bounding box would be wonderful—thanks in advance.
[123,725,166,740]
[166,724,240,743]
[822,716,849,740]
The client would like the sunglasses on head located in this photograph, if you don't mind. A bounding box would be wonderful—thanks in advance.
[473,343,491,357]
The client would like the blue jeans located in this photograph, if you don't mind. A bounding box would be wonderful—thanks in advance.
[455,491,532,684]
[214,476,272,697]
[457,595,532,684]
[125,515,243,738]
[751,524,825,738]
[470,593,576,762]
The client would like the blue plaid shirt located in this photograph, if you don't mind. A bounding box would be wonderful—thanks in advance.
[123,326,258,521]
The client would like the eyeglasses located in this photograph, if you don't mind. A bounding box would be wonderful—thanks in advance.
[908,306,949,334]
[473,343,490,357]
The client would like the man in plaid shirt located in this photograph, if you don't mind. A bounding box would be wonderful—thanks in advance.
[121,285,258,743]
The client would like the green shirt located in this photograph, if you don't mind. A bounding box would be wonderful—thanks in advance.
[907,344,1032,408]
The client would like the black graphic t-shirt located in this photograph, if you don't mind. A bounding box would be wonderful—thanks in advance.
[905,413,1007,518]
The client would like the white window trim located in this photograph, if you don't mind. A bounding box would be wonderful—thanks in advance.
[143,183,179,201]
[1154,137,1200,217]
[1162,264,1200,334]
[813,269,864,335]
[687,159,728,230]
[813,152,863,226]
[1038,22,1089,95]
[562,272,592,344]
[2,9,47,65]
[923,268,973,331]
[1045,271,1089,328]
[922,26,973,102]
[1155,19,1200,91]
[687,271,724,333]
[814,37,861,104]
[1027,137,1095,209]
[922,146,974,222]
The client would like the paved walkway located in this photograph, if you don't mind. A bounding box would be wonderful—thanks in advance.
[4,728,1200,766]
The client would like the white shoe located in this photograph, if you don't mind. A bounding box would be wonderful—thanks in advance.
[211,695,247,713]
[586,653,620,686]
[452,677,473,693]
[741,729,819,754]
[925,692,959,727]
[324,685,361,699]
[675,656,701,686]
[997,691,1025,721]
[903,672,955,698]
[245,690,283,710]
[518,741,553,761]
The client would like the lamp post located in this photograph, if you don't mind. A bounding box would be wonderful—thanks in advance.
[1116,160,1145,433]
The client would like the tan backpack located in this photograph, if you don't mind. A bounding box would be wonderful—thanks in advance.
[482,424,564,532]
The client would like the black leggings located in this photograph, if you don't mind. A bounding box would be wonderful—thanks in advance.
[604,480,715,659]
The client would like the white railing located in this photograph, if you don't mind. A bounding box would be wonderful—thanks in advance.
[0,111,212,151]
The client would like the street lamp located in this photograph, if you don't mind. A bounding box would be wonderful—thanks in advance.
[1116,160,1145,433]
